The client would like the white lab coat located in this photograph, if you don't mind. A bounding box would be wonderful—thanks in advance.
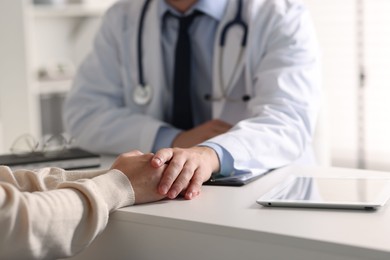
[64,0,321,173]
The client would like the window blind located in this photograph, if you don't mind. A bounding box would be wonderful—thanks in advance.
[303,0,390,171]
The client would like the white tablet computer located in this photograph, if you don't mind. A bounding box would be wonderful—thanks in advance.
[257,176,390,210]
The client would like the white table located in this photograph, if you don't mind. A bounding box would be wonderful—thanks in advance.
[69,164,390,260]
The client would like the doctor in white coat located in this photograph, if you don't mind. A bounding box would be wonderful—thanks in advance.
[64,0,321,200]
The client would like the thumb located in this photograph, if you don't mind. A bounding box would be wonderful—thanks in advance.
[151,148,173,168]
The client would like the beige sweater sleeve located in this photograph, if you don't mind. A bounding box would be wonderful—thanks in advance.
[0,166,135,260]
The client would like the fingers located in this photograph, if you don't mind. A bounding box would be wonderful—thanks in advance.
[151,147,217,200]
[164,159,197,199]
[154,148,196,198]
[157,150,189,197]
[184,169,204,200]
[160,161,204,200]
[168,168,207,200]
[151,148,173,168]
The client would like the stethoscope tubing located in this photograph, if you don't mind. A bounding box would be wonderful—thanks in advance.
[210,0,251,102]
[135,0,251,105]
[220,0,248,47]
[137,0,152,87]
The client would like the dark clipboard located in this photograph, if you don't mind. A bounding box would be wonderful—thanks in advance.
[204,170,270,187]
[0,148,100,170]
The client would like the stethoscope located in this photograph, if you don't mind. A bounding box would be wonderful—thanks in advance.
[134,0,251,105]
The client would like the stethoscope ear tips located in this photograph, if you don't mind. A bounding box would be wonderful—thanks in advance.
[242,95,251,102]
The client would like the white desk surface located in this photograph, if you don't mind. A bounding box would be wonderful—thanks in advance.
[69,159,390,260]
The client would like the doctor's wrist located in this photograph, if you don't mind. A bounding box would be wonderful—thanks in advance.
[200,142,234,176]
[197,146,220,173]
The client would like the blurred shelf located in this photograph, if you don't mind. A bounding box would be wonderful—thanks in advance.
[32,3,110,18]
[37,79,72,95]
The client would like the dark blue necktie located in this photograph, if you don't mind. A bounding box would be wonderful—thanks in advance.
[172,11,201,130]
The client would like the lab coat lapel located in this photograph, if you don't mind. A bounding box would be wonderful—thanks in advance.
[212,0,247,117]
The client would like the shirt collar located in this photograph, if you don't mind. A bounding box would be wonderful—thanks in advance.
[158,0,228,21]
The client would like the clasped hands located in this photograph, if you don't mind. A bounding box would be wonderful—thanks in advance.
[111,119,231,204]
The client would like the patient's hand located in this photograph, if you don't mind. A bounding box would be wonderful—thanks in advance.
[110,151,167,204]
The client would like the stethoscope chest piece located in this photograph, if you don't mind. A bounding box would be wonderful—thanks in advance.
[134,84,153,105]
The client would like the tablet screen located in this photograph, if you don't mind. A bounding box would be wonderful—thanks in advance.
[257,176,390,209]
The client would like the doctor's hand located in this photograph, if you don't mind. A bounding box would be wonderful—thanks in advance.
[173,119,232,148]
[110,150,167,204]
[150,146,220,200]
